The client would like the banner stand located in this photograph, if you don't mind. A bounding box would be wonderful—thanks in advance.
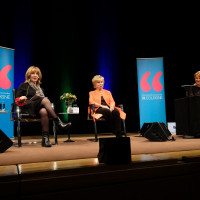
[136,57,166,129]
[0,46,14,138]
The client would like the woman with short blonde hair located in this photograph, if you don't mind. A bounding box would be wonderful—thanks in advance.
[194,71,200,87]
[92,75,104,88]
[89,75,126,137]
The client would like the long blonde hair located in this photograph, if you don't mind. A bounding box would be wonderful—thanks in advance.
[24,66,42,84]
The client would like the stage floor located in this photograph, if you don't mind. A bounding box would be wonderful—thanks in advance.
[2,133,200,199]
[1,132,200,173]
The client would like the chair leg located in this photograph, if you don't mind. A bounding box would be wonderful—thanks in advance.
[122,119,127,137]
[17,120,22,147]
[93,121,98,142]
[53,121,57,145]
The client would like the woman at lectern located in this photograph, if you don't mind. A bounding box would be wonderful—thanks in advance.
[15,66,71,147]
[189,71,200,96]
[194,71,200,87]
[89,75,126,137]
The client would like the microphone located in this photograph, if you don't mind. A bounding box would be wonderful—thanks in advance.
[181,85,197,88]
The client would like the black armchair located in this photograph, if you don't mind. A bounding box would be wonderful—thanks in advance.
[88,104,127,142]
[10,89,57,147]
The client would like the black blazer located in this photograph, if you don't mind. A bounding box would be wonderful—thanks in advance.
[16,83,45,99]
[16,83,45,117]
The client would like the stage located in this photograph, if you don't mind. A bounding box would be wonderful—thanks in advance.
[1,133,200,166]
[1,133,200,200]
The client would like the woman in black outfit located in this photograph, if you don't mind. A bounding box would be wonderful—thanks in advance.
[16,66,71,147]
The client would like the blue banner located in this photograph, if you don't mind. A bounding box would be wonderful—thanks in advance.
[136,57,166,128]
[0,46,14,138]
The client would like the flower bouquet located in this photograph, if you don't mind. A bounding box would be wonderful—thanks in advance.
[60,93,77,113]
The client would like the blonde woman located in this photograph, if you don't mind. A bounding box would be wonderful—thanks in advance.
[187,71,200,96]
[89,75,126,137]
[194,71,200,87]
[16,66,71,147]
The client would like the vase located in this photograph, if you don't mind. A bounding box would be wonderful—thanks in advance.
[66,102,73,113]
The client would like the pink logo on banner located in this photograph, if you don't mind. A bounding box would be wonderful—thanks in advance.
[140,71,163,92]
[0,65,12,89]
[140,72,151,92]
[152,71,163,92]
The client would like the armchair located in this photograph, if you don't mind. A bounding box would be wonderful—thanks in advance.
[88,104,127,142]
[10,89,57,147]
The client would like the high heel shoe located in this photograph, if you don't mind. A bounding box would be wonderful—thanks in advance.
[54,117,71,133]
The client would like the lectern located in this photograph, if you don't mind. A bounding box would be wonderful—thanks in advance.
[175,85,200,137]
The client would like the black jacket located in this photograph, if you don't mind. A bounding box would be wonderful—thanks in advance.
[16,83,44,117]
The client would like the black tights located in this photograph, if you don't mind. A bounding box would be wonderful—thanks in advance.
[39,97,57,132]
[96,107,121,133]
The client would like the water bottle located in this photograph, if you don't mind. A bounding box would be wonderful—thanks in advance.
[2,102,5,111]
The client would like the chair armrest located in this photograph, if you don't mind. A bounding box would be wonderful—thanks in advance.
[90,104,95,113]
[116,104,124,112]
[87,104,95,120]
[15,104,22,119]
[10,103,15,121]
[10,102,22,120]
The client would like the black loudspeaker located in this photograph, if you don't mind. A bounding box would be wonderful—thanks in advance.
[144,122,172,142]
[0,129,13,153]
[139,123,152,136]
[98,137,131,164]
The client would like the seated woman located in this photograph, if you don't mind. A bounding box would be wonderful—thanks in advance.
[16,66,71,147]
[89,75,126,137]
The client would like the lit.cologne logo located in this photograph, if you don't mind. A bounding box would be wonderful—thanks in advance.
[0,65,12,89]
[140,71,163,92]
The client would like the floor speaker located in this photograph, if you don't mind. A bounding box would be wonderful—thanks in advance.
[144,122,172,142]
[139,123,152,136]
[0,129,13,153]
[98,137,131,164]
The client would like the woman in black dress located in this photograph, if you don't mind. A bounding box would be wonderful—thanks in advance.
[16,66,71,147]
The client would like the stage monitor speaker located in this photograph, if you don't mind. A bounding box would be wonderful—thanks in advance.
[139,123,152,136]
[144,122,172,142]
[0,129,13,153]
[98,137,131,164]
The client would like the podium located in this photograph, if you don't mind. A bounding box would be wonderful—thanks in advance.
[175,96,200,137]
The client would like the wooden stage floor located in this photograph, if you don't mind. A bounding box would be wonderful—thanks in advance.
[2,132,200,176]
[2,133,200,199]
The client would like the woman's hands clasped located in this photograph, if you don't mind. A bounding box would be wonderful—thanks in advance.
[101,105,114,112]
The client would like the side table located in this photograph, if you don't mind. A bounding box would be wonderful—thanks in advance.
[58,107,79,143]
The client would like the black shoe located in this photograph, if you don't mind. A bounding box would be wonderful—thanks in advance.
[42,132,52,147]
[54,117,71,132]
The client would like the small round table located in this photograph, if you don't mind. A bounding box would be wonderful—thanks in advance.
[58,107,79,143]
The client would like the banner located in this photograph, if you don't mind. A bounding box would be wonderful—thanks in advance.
[136,57,166,128]
[0,46,14,138]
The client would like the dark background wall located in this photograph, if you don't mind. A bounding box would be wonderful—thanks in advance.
[1,0,200,135]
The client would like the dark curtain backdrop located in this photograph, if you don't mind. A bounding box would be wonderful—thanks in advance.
[1,0,200,135]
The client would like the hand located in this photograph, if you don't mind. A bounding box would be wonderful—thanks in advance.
[110,106,114,112]
[101,105,109,109]
[19,96,27,101]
